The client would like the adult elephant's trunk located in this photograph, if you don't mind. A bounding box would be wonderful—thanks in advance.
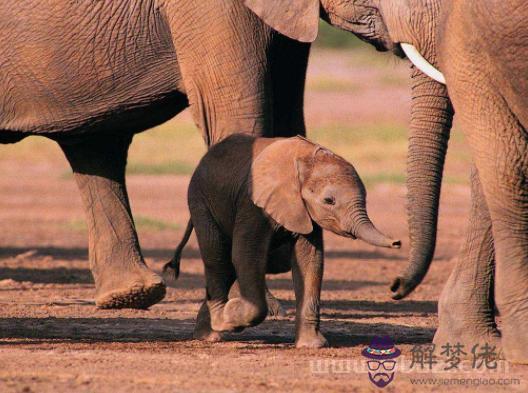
[390,68,454,300]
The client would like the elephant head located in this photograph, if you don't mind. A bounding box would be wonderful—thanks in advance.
[251,137,400,248]
[245,0,454,299]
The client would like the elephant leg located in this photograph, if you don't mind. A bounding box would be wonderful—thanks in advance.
[434,165,500,353]
[60,133,165,309]
[265,287,286,317]
[486,170,528,363]
[292,227,328,348]
[189,201,236,338]
[261,240,295,318]
[457,97,528,363]
[194,300,223,342]
[484,159,528,363]
[210,213,271,332]
[229,281,286,318]
[269,34,310,137]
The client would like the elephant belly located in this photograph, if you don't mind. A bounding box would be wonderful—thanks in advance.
[0,0,185,139]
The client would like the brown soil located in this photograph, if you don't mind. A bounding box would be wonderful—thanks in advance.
[1,171,527,392]
[0,49,525,393]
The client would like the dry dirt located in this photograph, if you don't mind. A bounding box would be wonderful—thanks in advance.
[1,49,526,393]
[1,171,527,393]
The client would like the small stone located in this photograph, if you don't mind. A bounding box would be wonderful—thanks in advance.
[15,250,38,260]
[0,279,18,288]
[75,374,92,385]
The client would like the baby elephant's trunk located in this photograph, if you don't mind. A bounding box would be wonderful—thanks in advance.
[354,216,401,249]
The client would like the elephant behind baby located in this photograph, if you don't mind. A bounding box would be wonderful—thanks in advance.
[0,0,448,317]
[0,0,310,308]
[245,0,528,363]
[5,0,525,364]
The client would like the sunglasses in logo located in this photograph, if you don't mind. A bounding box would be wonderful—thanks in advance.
[367,360,396,371]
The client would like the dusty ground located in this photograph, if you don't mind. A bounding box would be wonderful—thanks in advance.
[2,175,526,392]
[1,48,527,392]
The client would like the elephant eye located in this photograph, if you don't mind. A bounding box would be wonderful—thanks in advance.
[323,196,335,205]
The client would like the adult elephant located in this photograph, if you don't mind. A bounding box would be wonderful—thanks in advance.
[0,1,310,309]
[244,0,528,363]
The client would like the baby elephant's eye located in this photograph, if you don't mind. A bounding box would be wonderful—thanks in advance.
[323,196,335,205]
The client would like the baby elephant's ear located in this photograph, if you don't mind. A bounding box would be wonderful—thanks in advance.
[250,138,315,234]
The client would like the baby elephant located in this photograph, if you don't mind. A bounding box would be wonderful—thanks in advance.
[170,134,400,348]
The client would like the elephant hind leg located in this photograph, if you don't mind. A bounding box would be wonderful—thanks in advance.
[60,133,165,309]
[265,287,286,317]
[433,166,500,355]
[263,241,295,317]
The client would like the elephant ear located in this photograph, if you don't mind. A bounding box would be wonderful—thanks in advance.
[250,137,316,234]
[244,0,320,43]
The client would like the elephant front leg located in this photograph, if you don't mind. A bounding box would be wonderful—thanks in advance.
[292,227,328,349]
[229,281,286,318]
[60,134,165,309]
[433,166,500,354]
[188,200,236,338]
[209,213,271,332]
[193,300,224,342]
[458,96,528,364]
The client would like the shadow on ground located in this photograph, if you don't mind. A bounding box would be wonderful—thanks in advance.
[0,317,434,347]
[0,246,404,262]
[1,247,403,291]
[0,267,93,284]
[0,317,194,343]
[0,246,183,260]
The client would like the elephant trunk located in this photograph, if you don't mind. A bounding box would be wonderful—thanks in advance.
[355,219,401,249]
[348,200,401,249]
[390,68,454,300]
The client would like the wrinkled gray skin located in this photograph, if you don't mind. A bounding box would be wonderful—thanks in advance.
[180,134,399,347]
[0,1,310,309]
[245,0,528,363]
[164,219,289,318]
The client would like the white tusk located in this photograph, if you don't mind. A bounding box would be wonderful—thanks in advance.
[400,43,446,85]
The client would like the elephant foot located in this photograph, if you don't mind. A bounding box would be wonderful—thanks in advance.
[95,271,166,309]
[434,302,501,359]
[210,298,267,332]
[502,327,528,364]
[500,306,528,364]
[295,327,328,349]
[193,324,224,342]
[266,290,286,317]
[193,301,224,342]
[433,328,502,359]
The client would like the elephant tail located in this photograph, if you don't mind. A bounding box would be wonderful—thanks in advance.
[163,219,194,280]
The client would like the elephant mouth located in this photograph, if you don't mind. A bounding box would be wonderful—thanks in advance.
[372,38,391,53]
[392,44,406,59]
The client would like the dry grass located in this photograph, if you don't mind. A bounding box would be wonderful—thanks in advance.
[0,48,471,187]
[64,215,180,233]
[306,77,361,92]
[2,117,469,186]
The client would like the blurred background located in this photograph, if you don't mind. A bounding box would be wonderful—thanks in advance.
[0,23,470,247]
